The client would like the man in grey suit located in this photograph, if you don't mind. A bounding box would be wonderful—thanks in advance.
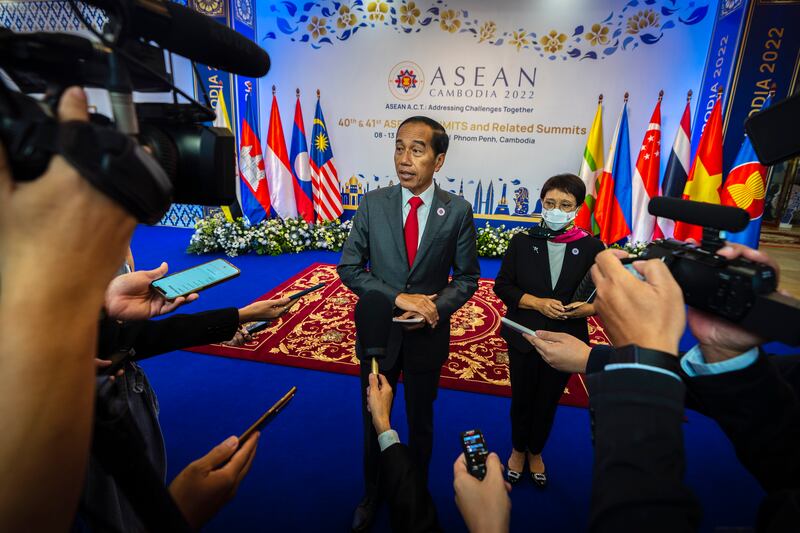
[338,116,480,532]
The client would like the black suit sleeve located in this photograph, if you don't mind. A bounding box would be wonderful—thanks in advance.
[380,443,442,533]
[493,234,525,312]
[587,368,701,532]
[98,308,240,360]
[682,352,800,499]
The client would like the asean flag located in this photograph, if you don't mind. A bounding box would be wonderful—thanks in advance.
[719,96,772,248]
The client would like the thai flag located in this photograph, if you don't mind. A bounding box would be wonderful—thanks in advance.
[720,95,773,248]
[290,92,314,222]
[630,98,662,243]
[657,99,692,238]
[238,96,270,224]
[595,100,632,245]
[310,96,343,221]
[265,90,298,219]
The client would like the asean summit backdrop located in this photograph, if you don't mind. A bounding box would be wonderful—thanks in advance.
[257,0,718,222]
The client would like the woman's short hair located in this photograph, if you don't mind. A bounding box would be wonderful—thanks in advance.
[540,173,586,206]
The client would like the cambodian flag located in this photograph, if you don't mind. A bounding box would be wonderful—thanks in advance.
[720,95,773,248]
[595,100,633,245]
[290,92,314,222]
[238,95,270,224]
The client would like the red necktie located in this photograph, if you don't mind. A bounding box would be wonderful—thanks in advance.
[404,196,424,267]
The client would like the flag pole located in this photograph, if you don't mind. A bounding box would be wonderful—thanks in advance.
[598,93,603,105]
[658,89,664,102]
[317,89,321,99]
[687,89,692,102]
[624,91,629,103]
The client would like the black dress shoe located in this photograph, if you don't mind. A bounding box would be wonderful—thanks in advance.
[532,471,548,488]
[352,495,378,532]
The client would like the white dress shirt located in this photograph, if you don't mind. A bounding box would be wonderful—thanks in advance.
[401,182,435,246]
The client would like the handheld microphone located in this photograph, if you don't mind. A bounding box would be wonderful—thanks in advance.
[354,291,394,375]
[648,197,749,233]
[82,0,271,77]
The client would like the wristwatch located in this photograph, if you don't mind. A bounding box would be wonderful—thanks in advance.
[610,344,681,376]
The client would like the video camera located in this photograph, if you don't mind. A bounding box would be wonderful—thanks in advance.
[0,0,271,223]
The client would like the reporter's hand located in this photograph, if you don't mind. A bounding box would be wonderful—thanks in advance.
[525,330,591,373]
[238,297,293,322]
[395,293,439,327]
[222,326,253,347]
[168,434,260,530]
[105,262,199,320]
[453,452,511,533]
[591,249,685,355]
[366,373,393,434]
[687,242,780,363]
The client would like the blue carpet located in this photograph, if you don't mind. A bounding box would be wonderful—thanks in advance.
[132,224,780,531]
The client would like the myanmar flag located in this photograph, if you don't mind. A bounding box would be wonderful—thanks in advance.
[575,98,604,234]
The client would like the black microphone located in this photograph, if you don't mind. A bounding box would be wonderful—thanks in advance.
[83,0,271,77]
[648,197,749,233]
[354,291,394,375]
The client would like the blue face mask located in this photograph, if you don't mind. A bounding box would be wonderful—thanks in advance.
[542,207,577,231]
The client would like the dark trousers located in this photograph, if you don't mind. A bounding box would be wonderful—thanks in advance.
[360,345,442,498]
[508,345,571,454]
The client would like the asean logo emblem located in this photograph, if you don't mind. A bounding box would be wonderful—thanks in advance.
[389,61,425,100]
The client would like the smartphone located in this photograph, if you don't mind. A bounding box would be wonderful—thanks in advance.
[461,429,489,480]
[392,316,424,324]
[288,282,326,301]
[151,259,240,300]
[501,317,538,338]
[245,321,271,335]
[238,386,297,445]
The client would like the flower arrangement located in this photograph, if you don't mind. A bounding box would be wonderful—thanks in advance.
[610,241,649,257]
[187,214,534,258]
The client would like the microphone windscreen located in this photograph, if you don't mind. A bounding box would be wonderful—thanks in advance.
[354,291,393,360]
[648,197,749,233]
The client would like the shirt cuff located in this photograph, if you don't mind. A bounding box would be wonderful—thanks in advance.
[604,363,682,382]
[680,344,759,377]
[378,429,400,452]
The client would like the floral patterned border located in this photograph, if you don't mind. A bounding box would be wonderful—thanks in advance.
[263,0,711,58]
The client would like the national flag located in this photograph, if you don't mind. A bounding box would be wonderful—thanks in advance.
[674,95,724,241]
[595,99,633,245]
[239,95,272,224]
[575,97,604,234]
[290,91,314,222]
[238,95,271,224]
[657,96,692,238]
[265,89,298,219]
[719,95,773,248]
[212,92,242,221]
[630,96,662,243]
[310,94,343,221]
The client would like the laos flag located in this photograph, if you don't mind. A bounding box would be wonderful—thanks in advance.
[290,93,314,222]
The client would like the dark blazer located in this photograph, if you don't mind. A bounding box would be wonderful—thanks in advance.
[381,443,442,532]
[494,231,604,353]
[338,184,480,373]
[587,367,702,532]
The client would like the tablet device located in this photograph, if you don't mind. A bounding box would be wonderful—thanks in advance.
[151,259,240,300]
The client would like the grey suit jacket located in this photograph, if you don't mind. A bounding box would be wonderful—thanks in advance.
[337,183,480,372]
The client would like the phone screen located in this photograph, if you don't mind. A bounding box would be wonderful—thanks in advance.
[151,259,239,300]
[461,429,489,480]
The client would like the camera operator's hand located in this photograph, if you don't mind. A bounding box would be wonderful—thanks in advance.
[366,373,393,434]
[104,262,199,320]
[525,330,592,373]
[0,87,136,531]
[237,297,293,322]
[591,249,685,356]
[453,452,511,533]
[168,434,260,530]
[687,242,780,363]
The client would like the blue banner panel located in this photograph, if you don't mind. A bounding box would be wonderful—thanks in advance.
[722,1,800,174]
[691,0,750,155]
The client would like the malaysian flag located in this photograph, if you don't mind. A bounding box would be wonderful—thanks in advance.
[630,94,662,243]
[310,93,343,221]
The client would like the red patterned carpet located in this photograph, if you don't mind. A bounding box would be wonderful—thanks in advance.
[188,263,613,408]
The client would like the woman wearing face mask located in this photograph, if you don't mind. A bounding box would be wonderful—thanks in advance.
[493,173,604,487]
